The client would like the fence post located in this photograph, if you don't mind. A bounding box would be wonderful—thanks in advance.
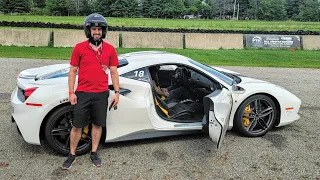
[183,33,186,49]
[119,32,123,48]
[48,31,54,47]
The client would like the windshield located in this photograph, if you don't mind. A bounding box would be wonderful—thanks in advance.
[189,59,234,86]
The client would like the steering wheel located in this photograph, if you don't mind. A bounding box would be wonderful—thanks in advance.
[171,68,183,86]
[171,67,190,86]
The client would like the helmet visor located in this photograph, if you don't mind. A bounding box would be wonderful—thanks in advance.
[85,22,107,27]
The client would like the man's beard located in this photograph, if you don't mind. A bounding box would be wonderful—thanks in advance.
[89,36,102,46]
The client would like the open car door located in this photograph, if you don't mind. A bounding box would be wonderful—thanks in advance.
[203,88,232,148]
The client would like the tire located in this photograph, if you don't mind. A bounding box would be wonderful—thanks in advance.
[233,95,277,137]
[44,105,92,156]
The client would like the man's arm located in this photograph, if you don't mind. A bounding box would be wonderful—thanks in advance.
[153,80,164,95]
[152,80,169,96]
[109,66,120,107]
[109,66,119,92]
[68,66,77,93]
[68,65,78,105]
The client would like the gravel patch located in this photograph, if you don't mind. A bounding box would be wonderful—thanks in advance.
[0,58,319,179]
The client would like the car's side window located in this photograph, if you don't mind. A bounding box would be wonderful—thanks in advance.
[190,69,211,85]
[159,65,177,71]
[121,67,149,82]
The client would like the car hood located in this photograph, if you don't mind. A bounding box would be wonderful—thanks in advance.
[239,76,269,84]
[211,66,241,76]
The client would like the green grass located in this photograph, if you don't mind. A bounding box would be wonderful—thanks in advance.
[1,15,320,31]
[0,46,319,68]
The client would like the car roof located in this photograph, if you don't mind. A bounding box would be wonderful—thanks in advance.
[118,51,191,71]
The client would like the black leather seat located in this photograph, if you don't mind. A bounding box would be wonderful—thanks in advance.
[154,95,203,120]
[149,66,203,120]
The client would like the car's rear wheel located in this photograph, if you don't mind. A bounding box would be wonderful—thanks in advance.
[44,105,92,156]
[234,95,277,137]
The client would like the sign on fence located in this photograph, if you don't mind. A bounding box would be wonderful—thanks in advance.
[245,34,301,49]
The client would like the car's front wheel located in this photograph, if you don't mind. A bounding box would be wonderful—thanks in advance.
[234,95,277,137]
[44,105,92,156]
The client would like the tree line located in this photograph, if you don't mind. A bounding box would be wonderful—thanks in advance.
[0,0,319,21]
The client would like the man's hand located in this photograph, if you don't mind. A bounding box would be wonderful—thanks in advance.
[110,93,119,108]
[69,93,77,105]
[161,88,170,96]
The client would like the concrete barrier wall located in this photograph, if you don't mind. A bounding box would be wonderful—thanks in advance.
[122,32,183,48]
[0,29,50,46]
[302,35,320,50]
[185,33,243,49]
[1,29,320,50]
[53,30,119,48]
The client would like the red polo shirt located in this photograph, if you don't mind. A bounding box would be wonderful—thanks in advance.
[70,40,119,92]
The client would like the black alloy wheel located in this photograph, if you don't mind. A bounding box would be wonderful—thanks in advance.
[234,95,277,137]
[44,105,92,156]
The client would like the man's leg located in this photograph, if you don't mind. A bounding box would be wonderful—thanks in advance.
[166,87,193,102]
[70,92,91,153]
[179,87,194,100]
[167,84,179,91]
[89,90,109,167]
[90,124,103,167]
[62,127,83,170]
[62,92,91,170]
[91,124,102,153]
[70,127,83,155]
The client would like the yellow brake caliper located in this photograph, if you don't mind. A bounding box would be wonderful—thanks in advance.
[243,105,251,127]
[81,125,89,139]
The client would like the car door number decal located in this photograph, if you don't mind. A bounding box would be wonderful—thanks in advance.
[134,71,144,77]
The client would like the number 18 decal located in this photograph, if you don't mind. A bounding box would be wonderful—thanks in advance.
[134,71,144,77]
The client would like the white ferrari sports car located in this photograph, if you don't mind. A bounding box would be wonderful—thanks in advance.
[11,51,301,155]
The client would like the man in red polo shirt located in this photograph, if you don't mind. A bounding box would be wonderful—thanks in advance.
[62,13,120,170]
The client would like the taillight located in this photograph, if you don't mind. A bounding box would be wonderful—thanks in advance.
[24,87,38,99]
[17,73,21,78]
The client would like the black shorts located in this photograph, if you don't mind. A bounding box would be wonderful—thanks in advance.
[73,91,109,128]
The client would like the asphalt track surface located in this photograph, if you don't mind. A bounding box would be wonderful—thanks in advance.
[0,58,319,179]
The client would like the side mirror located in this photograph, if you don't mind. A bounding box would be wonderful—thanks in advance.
[209,82,217,91]
[232,84,245,94]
